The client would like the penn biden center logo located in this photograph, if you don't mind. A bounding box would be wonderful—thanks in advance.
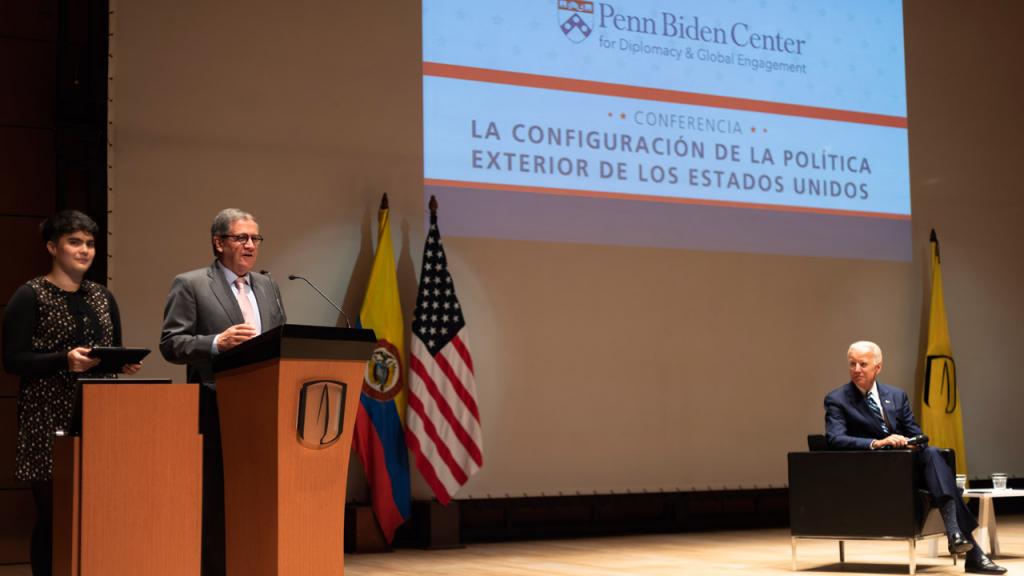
[558,0,594,43]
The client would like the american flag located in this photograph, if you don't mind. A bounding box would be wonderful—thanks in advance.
[405,199,483,504]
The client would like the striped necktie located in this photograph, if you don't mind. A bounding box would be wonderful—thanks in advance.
[866,394,889,434]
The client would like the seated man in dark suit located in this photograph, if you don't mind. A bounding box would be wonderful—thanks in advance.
[825,341,1005,575]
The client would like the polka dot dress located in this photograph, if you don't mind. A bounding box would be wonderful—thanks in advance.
[14,278,115,481]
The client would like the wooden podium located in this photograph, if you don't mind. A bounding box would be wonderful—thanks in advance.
[213,324,376,576]
[52,379,202,576]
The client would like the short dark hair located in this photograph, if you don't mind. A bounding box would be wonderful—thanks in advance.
[210,208,256,256]
[40,210,99,244]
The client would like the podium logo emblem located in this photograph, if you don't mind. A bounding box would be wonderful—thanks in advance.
[297,380,347,449]
[362,340,404,401]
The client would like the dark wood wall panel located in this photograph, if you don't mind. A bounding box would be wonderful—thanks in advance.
[57,2,107,126]
[0,486,34,563]
[0,217,51,303]
[65,0,90,45]
[0,376,30,565]
[56,132,105,222]
[0,309,21,398]
[0,0,58,41]
[0,38,56,127]
[0,127,56,212]
[0,361,17,399]
[0,397,21,487]
[0,0,108,564]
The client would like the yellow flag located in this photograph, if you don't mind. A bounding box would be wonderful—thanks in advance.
[358,194,406,422]
[918,229,966,475]
[355,193,411,541]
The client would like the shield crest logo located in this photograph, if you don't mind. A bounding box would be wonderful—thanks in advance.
[297,380,347,449]
[557,0,594,44]
[362,339,404,401]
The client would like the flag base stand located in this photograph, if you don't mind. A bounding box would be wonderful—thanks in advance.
[344,501,462,552]
[344,505,392,553]
[412,500,463,550]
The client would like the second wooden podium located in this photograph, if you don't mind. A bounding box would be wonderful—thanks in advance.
[52,379,201,576]
[213,324,376,576]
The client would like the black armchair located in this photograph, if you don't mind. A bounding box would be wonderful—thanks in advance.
[787,435,957,574]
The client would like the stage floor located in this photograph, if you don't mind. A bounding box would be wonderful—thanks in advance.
[346,517,1024,576]
[1,516,1020,575]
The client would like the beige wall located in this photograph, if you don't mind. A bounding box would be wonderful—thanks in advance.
[109,0,1024,500]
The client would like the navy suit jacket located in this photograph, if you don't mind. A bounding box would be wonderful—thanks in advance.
[824,381,922,450]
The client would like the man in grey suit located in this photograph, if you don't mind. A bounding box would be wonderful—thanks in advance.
[160,208,285,576]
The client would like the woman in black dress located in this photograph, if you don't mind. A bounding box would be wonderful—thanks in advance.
[3,210,140,575]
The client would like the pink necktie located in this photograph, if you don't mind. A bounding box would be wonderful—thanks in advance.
[234,277,257,326]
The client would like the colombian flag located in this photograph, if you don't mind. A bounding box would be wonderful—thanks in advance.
[354,193,411,542]
[918,229,967,476]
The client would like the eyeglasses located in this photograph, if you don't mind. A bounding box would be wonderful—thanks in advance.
[219,234,264,246]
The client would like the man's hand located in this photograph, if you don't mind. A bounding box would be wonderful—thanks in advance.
[871,434,910,449]
[215,324,258,352]
[67,347,101,373]
[122,363,143,376]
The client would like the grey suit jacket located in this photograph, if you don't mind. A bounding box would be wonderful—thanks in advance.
[160,261,286,386]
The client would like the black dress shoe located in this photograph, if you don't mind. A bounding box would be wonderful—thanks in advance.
[965,552,1007,574]
[948,532,974,555]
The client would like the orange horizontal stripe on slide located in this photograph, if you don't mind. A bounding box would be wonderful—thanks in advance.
[424,178,912,221]
[423,62,908,129]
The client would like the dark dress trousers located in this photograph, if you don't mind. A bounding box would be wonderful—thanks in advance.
[160,261,285,576]
[824,381,976,535]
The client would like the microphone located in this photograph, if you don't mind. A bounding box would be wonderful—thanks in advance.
[907,434,929,447]
[259,270,287,325]
[287,274,351,328]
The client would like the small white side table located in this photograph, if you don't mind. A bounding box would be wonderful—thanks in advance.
[963,488,1024,557]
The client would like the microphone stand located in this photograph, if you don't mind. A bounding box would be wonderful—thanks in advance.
[288,274,352,328]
